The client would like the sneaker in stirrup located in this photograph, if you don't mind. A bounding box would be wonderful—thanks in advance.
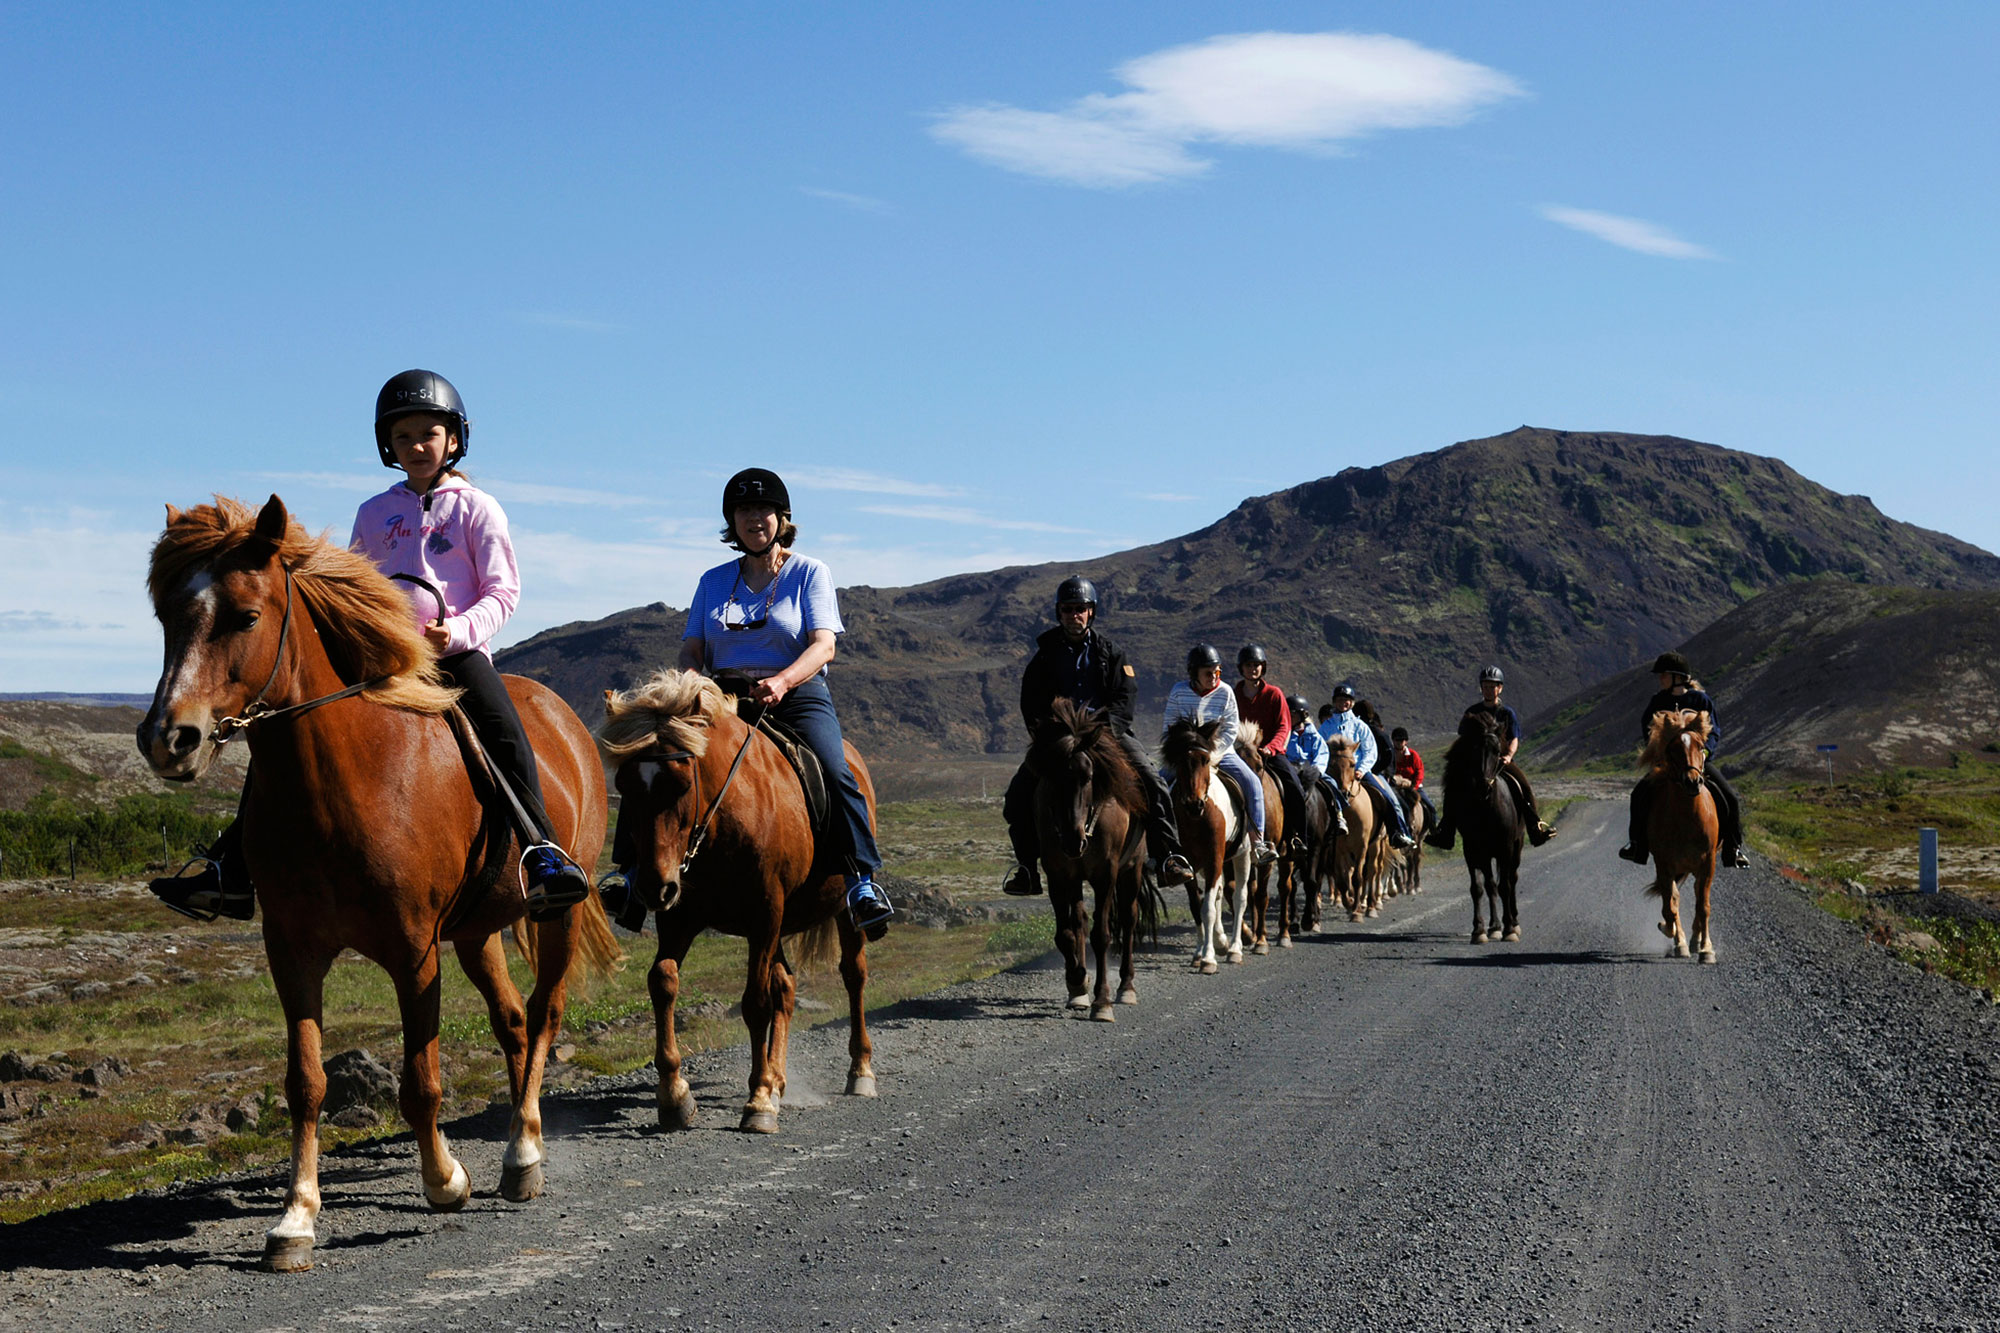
[597,867,649,931]
[148,854,255,922]
[1159,853,1194,886]
[1253,838,1279,866]
[1424,827,1454,851]
[846,874,894,940]
[522,843,591,921]
[1332,810,1350,836]
[1529,821,1557,847]
[1617,844,1649,865]
[1391,831,1417,850]
[1724,845,1750,868]
[1001,863,1043,897]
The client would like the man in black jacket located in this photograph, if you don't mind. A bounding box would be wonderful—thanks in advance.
[1002,576,1190,896]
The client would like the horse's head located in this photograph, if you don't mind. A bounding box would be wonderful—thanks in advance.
[599,670,735,914]
[1030,699,1109,857]
[1326,736,1358,787]
[1645,708,1710,790]
[1163,717,1223,814]
[1234,721,1265,773]
[138,496,297,782]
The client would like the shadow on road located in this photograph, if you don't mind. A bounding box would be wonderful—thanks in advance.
[1427,949,1625,969]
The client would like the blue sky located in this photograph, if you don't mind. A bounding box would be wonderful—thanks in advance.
[3,2,1996,690]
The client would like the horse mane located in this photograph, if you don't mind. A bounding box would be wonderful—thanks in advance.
[1030,698,1146,812]
[598,669,737,762]
[1642,708,1709,773]
[1442,712,1502,799]
[148,496,455,714]
[1162,716,1222,769]
[1325,735,1357,780]
[1234,721,1266,772]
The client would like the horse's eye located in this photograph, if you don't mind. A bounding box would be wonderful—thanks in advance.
[236,609,261,631]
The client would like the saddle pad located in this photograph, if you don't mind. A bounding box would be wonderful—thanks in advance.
[1215,768,1250,851]
[757,715,832,839]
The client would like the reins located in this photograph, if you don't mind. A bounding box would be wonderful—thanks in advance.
[643,713,762,879]
[209,565,387,745]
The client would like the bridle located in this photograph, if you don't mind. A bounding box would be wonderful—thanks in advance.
[209,565,386,745]
[630,714,760,882]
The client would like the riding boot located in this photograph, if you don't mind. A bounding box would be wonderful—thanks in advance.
[1317,777,1350,836]
[1504,763,1557,846]
[1424,807,1454,851]
[1619,779,1652,864]
[1124,735,1190,884]
[1706,774,1751,867]
[149,813,255,922]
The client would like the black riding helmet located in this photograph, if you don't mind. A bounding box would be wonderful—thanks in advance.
[1285,693,1310,724]
[1237,643,1267,667]
[722,468,791,521]
[1332,681,1356,700]
[1056,576,1099,608]
[1480,665,1505,685]
[1651,651,1691,677]
[375,369,469,468]
[1187,644,1223,676]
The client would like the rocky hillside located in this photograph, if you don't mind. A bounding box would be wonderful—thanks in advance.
[497,428,2000,757]
[1525,580,2000,773]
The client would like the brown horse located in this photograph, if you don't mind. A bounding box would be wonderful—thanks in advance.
[597,669,878,1133]
[1391,783,1428,896]
[137,496,618,1272]
[1026,699,1153,1019]
[1233,724,1286,955]
[1325,738,1380,922]
[1274,772,1334,944]
[1162,718,1252,974]
[1642,709,1721,963]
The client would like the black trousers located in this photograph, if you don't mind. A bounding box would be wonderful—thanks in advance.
[1263,751,1308,841]
[1004,733,1181,870]
[1629,769,1743,851]
[440,649,553,844]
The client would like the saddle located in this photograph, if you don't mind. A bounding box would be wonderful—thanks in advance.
[712,673,832,837]
[1214,768,1251,853]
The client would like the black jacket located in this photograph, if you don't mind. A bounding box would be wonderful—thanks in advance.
[1020,626,1138,735]
[1642,687,1722,753]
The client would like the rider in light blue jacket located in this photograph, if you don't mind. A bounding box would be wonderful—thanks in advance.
[1283,692,1348,835]
[1319,683,1416,848]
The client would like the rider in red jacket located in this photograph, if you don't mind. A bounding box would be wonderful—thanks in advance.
[1233,644,1307,848]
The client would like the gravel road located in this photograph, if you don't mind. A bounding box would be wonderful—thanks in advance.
[6,800,1997,1331]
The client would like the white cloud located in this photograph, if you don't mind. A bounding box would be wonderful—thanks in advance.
[800,186,893,214]
[931,31,1523,187]
[787,466,965,498]
[1538,205,1718,260]
[0,509,160,690]
[857,503,1090,534]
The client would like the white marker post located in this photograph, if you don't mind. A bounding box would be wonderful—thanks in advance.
[1920,828,1939,895]
[1816,743,1838,785]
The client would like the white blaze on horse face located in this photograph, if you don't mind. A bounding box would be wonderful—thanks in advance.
[145,568,222,759]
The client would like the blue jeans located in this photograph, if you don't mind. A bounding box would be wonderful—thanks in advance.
[1322,771,1412,840]
[770,677,881,878]
[1215,748,1266,836]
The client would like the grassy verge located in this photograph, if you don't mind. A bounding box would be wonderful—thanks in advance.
[0,796,1049,1225]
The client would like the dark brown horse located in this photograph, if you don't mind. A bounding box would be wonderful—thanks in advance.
[597,669,878,1133]
[1232,724,1286,955]
[1162,718,1252,973]
[138,496,618,1272]
[1026,699,1153,1019]
[1442,712,1523,944]
[1642,709,1721,963]
[1274,772,1334,944]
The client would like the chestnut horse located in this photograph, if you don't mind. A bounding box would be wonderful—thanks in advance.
[597,669,878,1133]
[1026,699,1153,1019]
[1232,724,1286,955]
[138,496,618,1273]
[1441,712,1523,944]
[1325,738,1380,922]
[1642,709,1721,963]
[1162,718,1252,974]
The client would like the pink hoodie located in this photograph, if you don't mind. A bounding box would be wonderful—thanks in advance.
[349,475,520,657]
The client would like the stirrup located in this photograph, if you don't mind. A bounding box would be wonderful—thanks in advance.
[1723,845,1750,868]
[1529,821,1556,847]
[1618,845,1649,865]
[597,868,649,931]
[148,857,254,923]
[1159,853,1194,886]
[1253,839,1279,866]
[1423,829,1453,851]
[1001,864,1043,897]
[1391,832,1417,850]
[847,876,894,940]
[522,843,591,922]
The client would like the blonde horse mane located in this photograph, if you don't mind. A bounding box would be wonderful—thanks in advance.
[1642,709,1710,774]
[148,496,456,714]
[598,668,737,763]
[1234,720,1266,772]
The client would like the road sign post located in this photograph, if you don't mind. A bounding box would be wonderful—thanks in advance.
[1815,743,1838,785]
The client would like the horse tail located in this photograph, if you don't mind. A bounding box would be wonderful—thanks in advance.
[1139,874,1164,948]
[510,890,625,983]
[786,915,840,971]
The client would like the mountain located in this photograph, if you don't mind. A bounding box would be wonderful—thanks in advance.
[1525,580,2000,773]
[496,427,2000,757]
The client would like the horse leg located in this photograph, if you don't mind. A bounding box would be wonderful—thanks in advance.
[1658,873,1689,957]
[1224,859,1248,964]
[1114,858,1140,1006]
[767,950,797,1102]
[650,914,704,1129]
[512,908,577,1192]
[1053,880,1090,1009]
[1088,877,1116,1021]
[740,916,785,1134]
[455,932,542,1199]
[1467,862,1487,945]
[1693,859,1718,964]
[1501,847,1522,943]
[390,944,470,1214]
[836,913,876,1095]
[1193,877,1220,974]
[1274,855,1293,948]
[261,936,333,1272]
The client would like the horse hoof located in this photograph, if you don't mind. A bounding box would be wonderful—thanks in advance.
[1699,948,1718,965]
[1471,931,1486,945]
[1672,943,1690,959]
[1225,950,1243,965]
[1366,907,1381,919]
[1116,987,1139,1005]
[426,1160,471,1212]
[500,1161,545,1203]
[1090,1003,1116,1023]
[846,1074,878,1098]
[1277,936,1293,949]
[1067,992,1092,1010]
[659,1087,699,1131]
[260,1235,315,1274]
[1502,928,1521,943]
[1657,920,1677,938]
[739,1109,781,1135]
[1349,911,1363,923]
[1201,960,1219,975]
[1252,942,1270,956]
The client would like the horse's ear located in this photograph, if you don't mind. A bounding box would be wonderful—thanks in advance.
[254,495,289,544]
[163,503,182,526]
